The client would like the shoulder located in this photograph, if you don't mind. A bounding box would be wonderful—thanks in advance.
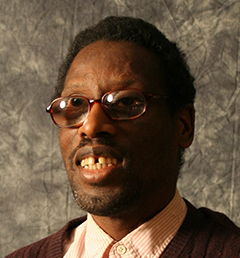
[186,200,240,238]
[5,216,87,258]
[198,205,240,233]
[164,200,240,257]
[183,200,240,256]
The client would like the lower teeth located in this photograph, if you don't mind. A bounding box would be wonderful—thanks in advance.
[83,163,112,170]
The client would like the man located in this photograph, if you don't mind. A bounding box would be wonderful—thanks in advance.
[6,16,240,257]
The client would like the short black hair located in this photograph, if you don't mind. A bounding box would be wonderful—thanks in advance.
[54,16,196,113]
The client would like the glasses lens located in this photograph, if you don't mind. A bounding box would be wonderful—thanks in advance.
[51,96,89,127]
[103,90,147,119]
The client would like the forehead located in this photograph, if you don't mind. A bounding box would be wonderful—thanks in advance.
[63,40,166,96]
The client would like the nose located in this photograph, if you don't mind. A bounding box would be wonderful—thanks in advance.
[78,102,118,139]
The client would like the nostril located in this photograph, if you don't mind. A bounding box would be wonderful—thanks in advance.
[80,131,111,138]
[81,132,87,138]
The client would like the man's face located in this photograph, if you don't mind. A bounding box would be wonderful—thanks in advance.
[59,40,192,217]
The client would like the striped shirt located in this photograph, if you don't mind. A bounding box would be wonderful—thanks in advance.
[64,189,187,257]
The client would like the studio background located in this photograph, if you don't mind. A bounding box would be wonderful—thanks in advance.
[1,0,239,256]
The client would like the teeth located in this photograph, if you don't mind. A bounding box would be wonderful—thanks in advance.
[88,157,95,164]
[98,157,106,164]
[80,156,117,170]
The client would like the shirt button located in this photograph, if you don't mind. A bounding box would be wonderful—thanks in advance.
[116,244,127,255]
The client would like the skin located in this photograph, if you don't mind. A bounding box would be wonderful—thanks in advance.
[59,40,194,243]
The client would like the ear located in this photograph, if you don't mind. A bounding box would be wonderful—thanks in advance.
[177,103,195,149]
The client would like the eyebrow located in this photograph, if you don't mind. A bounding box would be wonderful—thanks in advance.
[110,79,137,86]
[64,82,85,89]
[65,79,139,90]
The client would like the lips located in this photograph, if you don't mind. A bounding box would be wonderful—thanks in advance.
[75,145,123,184]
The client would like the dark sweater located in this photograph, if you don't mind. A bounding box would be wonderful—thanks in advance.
[5,201,240,257]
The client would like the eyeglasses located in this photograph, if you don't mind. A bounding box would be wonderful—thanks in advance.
[46,89,169,128]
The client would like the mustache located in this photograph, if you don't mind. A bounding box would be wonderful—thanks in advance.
[79,137,120,148]
[68,137,126,166]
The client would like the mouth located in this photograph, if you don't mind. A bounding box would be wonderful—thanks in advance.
[74,146,123,184]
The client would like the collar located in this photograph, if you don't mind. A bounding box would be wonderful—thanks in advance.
[85,189,187,258]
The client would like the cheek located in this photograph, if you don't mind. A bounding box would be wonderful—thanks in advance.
[123,116,179,167]
[127,117,172,146]
[59,128,78,161]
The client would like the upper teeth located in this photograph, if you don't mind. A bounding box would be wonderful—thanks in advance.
[80,157,117,170]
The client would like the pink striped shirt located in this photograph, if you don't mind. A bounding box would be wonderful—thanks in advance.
[64,189,187,257]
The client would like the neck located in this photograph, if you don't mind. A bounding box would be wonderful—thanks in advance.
[91,189,176,241]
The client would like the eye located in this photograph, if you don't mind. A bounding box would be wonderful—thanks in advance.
[70,97,84,107]
[115,97,142,107]
[59,97,88,123]
[103,90,147,117]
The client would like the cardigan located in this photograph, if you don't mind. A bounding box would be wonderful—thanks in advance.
[5,201,240,258]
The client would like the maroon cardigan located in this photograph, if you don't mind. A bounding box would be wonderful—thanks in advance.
[6,201,240,257]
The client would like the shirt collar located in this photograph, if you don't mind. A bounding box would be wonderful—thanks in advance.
[85,189,187,258]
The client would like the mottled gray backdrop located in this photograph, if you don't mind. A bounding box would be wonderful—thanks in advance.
[1,0,240,256]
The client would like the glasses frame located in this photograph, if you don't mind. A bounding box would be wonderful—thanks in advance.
[46,88,169,128]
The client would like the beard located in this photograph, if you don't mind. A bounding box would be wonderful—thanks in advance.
[70,166,143,217]
[65,137,144,217]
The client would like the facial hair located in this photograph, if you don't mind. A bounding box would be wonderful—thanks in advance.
[66,138,144,217]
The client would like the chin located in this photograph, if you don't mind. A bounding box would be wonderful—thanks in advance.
[71,180,142,217]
